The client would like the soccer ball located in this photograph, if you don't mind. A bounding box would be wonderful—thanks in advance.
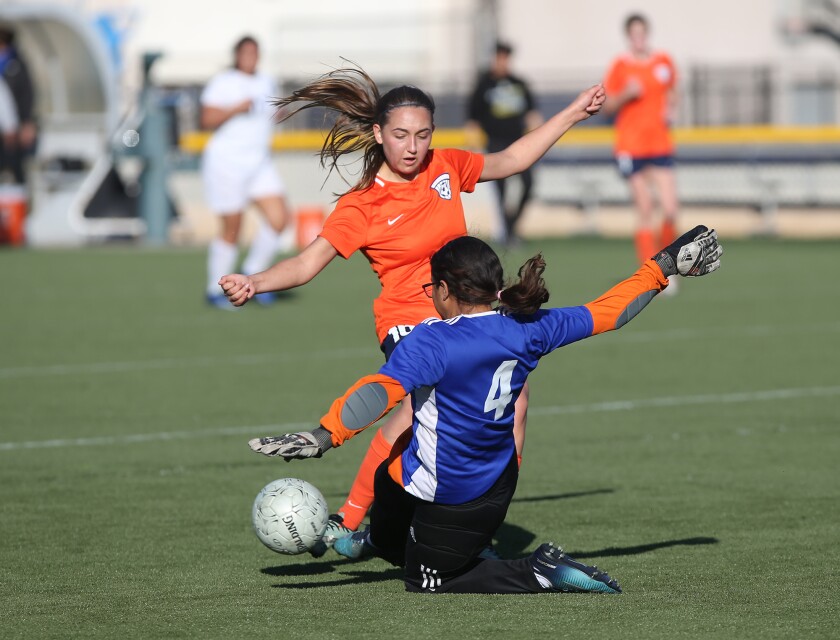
[251,478,329,555]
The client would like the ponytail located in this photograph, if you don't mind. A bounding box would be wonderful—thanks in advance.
[498,254,550,315]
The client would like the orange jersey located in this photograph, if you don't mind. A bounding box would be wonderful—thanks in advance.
[319,148,484,344]
[604,51,676,158]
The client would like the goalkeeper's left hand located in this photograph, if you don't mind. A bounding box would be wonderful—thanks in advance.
[653,225,723,277]
[248,427,333,461]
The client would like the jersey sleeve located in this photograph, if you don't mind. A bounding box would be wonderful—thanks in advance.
[201,74,233,107]
[319,373,407,447]
[585,260,669,334]
[319,322,447,448]
[533,259,670,354]
[441,148,485,193]
[380,322,448,392]
[318,199,368,259]
[530,306,596,356]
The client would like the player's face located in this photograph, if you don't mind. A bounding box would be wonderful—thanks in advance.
[374,106,434,181]
[493,52,511,77]
[627,21,648,54]
[236,41,259,74]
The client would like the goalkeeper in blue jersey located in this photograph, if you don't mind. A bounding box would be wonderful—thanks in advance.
[249,227,722,594]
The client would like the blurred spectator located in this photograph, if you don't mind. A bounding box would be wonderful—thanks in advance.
[200,35,290,309]
[604,14,679,286]
[0,76,17,141]
[467,41,543,246]
[0,25,36,185]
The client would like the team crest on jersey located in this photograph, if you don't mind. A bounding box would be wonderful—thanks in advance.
[431,173,452,200]
[654,63,672,84]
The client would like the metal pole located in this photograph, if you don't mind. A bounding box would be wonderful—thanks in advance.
[138,52,171,246]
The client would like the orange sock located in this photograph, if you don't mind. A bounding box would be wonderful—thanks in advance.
[338,429,393,530]
[634,229,656,265]
[660,219,677,248]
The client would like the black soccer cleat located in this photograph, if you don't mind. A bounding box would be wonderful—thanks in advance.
[530,543,622,594]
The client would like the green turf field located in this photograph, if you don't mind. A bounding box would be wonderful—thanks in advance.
[1,237,837,639]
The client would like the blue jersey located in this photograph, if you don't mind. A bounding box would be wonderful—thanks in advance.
[380,307,594,504]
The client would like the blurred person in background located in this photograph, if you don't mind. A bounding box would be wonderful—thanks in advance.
[201,35,290,309]
[0,26,36,186]
[603,14,680,292]
[219,65,605,551]
[0,76,18,149]
[467,41,543,247]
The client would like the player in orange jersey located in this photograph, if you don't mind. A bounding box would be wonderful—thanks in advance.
[219,66,605,551]
[604,14,680,291]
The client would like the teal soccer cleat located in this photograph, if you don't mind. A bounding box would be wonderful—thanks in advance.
[309,514,354,558]
[333,530,375,561]
[530,543,622,594]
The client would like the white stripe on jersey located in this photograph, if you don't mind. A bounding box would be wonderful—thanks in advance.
[404,386,439,501]
[421,310,499,328]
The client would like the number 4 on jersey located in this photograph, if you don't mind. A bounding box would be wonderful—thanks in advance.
[484,360,518,420]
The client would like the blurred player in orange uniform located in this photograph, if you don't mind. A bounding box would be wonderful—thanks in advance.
[604,14,680,284]
[219,66,605,550]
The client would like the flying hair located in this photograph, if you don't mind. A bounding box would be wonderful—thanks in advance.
[498,254,550,315]
[272,63,435,195]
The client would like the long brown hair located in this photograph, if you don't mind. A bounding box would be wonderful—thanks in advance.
[430,237,550,315]
[273,66,435,195]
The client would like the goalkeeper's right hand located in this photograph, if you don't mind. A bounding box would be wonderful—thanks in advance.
[248,427,333,461]
[653,225,723,278]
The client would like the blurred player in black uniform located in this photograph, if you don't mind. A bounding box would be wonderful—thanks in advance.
[467,42,542,246]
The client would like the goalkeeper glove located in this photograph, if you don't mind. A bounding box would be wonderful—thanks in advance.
[248,426,333,461]
[653,225,723,277]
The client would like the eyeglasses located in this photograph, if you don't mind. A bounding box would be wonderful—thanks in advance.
[421,282,436,298]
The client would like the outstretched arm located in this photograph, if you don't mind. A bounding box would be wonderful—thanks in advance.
[319,374,407,446]
[586,226,723,335]
[219,236,338,306]
[585,261,668,335]
[479,84,605,182]
[248,373,407,460]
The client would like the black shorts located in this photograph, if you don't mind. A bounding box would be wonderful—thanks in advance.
[616,153,675,178]
[379,324,415,361]
[368,454,541,593]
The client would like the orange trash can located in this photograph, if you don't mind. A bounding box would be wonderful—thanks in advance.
[296,206,325,250]
[0,185,28,246]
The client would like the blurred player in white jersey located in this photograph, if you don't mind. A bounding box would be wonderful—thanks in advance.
[201,36,289,308]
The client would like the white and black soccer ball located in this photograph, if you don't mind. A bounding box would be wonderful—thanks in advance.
[251,478,329,555]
